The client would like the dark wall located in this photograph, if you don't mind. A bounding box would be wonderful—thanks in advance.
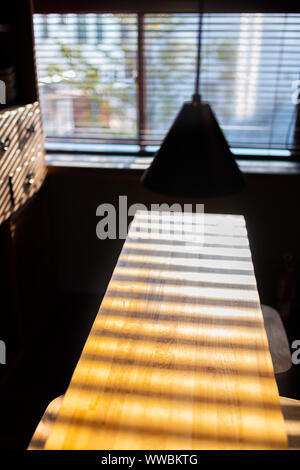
[46,167,300,308]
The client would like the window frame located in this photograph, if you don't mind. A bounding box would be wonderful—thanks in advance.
[35,10,300,162]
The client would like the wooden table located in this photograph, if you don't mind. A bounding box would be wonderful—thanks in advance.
[45,211,287,450]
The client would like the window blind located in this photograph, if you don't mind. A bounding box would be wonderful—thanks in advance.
[33,13,300,156]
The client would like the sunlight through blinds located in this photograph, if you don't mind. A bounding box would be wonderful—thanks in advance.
[33,13,300,155]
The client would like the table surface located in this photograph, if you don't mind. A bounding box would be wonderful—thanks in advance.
[45,211,287,450]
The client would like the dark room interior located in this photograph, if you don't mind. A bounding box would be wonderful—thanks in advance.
[0,0,300,453]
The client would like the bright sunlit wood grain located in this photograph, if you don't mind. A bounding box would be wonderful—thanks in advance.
[45,212,287,450]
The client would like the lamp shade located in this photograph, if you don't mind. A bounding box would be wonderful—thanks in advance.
[141,100,245,198]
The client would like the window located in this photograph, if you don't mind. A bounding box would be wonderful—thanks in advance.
[35,14,49,40]
[96,16,103,44]
[34,14,137,150]
[33,13,300,158]
[77,16,88,43]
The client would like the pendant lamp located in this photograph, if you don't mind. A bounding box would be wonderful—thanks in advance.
[141,6,245,198]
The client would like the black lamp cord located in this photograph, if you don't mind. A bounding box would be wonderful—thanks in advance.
[192,0,204,105]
